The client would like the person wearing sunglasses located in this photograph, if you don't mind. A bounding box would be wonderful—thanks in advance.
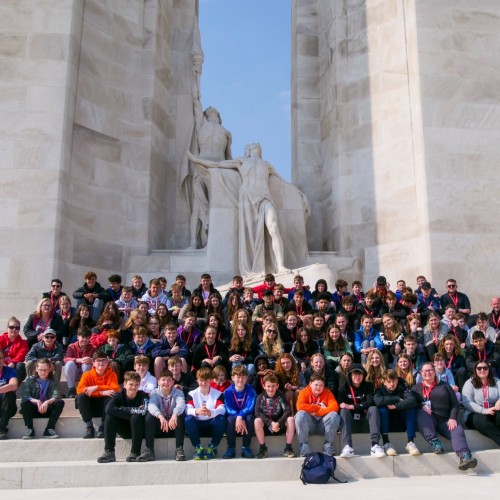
[413,362,477,470]
[0,317,28,382]
[25,329,63,381]
[462,360,500,446]
[42,278,67,313]
[439,279,471,317]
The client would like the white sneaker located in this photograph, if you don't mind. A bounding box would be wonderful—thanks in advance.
[371,444,385,458]
[406,441,421,456]
[383,443,398,456]
[340,445,354,458]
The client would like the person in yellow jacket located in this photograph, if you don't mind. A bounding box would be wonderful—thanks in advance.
[77,351,119,439]
[294,373,340,456]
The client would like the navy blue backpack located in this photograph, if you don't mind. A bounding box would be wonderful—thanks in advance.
[300,452,346,485]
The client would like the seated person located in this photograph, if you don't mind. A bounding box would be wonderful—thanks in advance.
[115,286,138,319]
[291,328,321,373]
[152,323,189,377]
[228,321,259,379]
[20,358,65,439]
[97,371,149,463]
[191,325,229,372]
[354,292,382,332]
[338,364,384,458]
[177,312,202,357]
[42,278,67,313]
[141,369,186,462]
[223,365,256,459]
[0,316,28,383]
[185,367,226,460]
[72,271,108,322]
[449,313,468,348]
[313,293,336,327]
[98,329,130,381]
[374,369,420,456]
[76,351,120,439]
[285,290,313,327]
[140,278,168,316]
[0,350,19,439]
[252,290,284,326]
[466,330,500,377]
[252,356,274,395]
[287,275,312,302]
[210,365,231,392]
[258,323,284,369]
[23,297,65,348]
[323,325,353,369]
[166,284,189,325]
[134,355,157,395]
[422,312,449,361]
[272,284,289,313]
[25,329,63,381]
[462,360,500,447]
[168,356,195,396]
[353,315,383,364]
[384,291,407,325]
[351,280,365,304]
[416,353,461,401]
[254,373,296,458]
[438,335,468,391]
[105,274,123,303]
[467,312,498,347]
[131,274,148,301]
[331,279,350,311]
[295,373,340,457]
[64,327,95,397]
[123,326,155,372]
[252,273,277,300]
[275,353,307,412]
[392,335,426,375]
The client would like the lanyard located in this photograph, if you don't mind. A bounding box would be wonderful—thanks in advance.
[349,386,357,405]
[233,391,247,410]
[448,293,459,308]
[446,355,454,370]
[264,396,277,419]
[422,382,436,400]
[204,343,216,359]
[482,383,489,402]
[161,395,172,416]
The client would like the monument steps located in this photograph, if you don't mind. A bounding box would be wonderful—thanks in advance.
[1,400,499,489]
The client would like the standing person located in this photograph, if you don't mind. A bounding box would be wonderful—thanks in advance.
[223,365,256,459]
[338,364,384,458]
[0,316,28,383]
[412,362,477,470]
[76,352,120,439]
[462,360,500,447]
[185,367,226,460]
[97,371,149,463]
[140,369,186,462]
[72,271,108,322]
[20,358,65,439]
[0,350,18,440]
[295,373,340,457]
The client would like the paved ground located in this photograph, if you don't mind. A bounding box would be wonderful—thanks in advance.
[2,473,499,499]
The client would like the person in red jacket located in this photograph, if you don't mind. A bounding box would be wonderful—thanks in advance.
[64,328,95,398]
[0,316,28,382]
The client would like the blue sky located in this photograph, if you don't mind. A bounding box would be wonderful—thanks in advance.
[199,1,291,179]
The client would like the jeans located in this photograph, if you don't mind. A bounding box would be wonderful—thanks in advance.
[185,414,226,447]
[295,410,340,445]
[378,406,416,439]
[340,406,380,447]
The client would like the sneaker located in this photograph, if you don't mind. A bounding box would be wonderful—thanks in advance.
[204,443,217,460]
[406,442,421,456]
[126,452,139,462]
[23,428,35,440]
[300,443,311,457]
[175,447,186,462]
[459,452,477,471]
[137,449,156,462]
[340,445,354,458]
[283,446,297,458]
[43,428,59,439]
[68,388,76,398]
[97,450,116,463]
[96,425,104,439]
[223,447,236,459]
[323,442,335,456]
[241,446,254,459]
[383,443,398,456]
[0,429,7,440]
[371,444,385,458]
[193,445,205,460]
[429,438,444,454]
[83,426,95,439]
[256,446,268,459]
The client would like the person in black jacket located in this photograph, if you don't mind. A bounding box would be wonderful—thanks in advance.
[72,271,108,322]
[374,369,419,456]
[338,363,384,458]
[97,371,149,463]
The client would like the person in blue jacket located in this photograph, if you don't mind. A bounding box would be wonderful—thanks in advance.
[353,315,383,364]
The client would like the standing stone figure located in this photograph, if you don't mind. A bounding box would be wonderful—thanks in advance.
[189,143,309,275]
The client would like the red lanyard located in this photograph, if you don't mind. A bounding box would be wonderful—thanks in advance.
[349,386,357,405]
[448,293,459,308]
[204,343,216,359]
[492,314,500,330]
[482,383,489,402]
[161,395,172,416]
[422,382,436,400]
[478,350,486,361]
[446,355,454,369]
[364,307,373,317]
[233,392,247,410]
[264,396,277,419]
[295,305,303,317]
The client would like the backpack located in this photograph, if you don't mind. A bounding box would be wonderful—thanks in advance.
[300,452,346,485]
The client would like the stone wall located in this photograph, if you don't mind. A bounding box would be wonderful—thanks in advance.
[0,0,197,321]
[292,0,500,310]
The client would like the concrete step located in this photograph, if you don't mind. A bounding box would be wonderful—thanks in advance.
[0,450,498,490]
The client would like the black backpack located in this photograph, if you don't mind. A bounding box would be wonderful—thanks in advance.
[300,452,346,485]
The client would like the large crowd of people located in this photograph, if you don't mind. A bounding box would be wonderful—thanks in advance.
[1,270,499,470]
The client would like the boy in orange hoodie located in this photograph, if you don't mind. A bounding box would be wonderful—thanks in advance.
[295,373,340,456]
[76,351,120,439]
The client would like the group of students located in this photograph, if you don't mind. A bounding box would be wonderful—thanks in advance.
[0,271,499,470]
